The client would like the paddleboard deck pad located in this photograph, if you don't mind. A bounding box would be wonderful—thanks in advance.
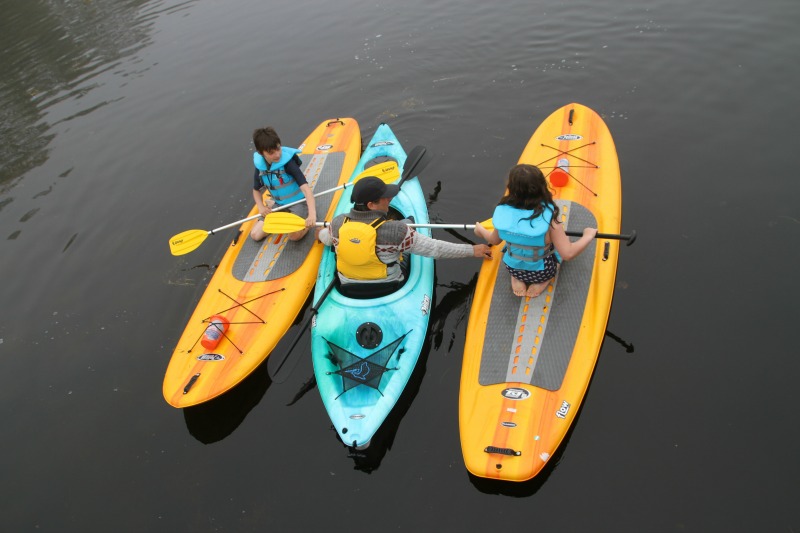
[232,152,345,282]
[459,103,621,481]
[163,119,361,408]
[479,201,595,391]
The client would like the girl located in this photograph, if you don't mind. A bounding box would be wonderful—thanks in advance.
[474,164,597,298]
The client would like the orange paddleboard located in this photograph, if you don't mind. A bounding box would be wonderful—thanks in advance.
[459,104,621,481]
[163,118,361,407]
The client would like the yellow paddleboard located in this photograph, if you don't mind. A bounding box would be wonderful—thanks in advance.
[459,104,621,481]
[163,118,361,407]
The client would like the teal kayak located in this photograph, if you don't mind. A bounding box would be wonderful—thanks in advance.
[311,124,434,449]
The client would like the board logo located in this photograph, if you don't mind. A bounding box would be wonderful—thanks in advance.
[372,141,395,147]
[556,134,582,141]
[501,387,531,400]
[555,400,571,419]
[197,353,225,361]
[316,144,333,151]
[501,421,517,428]
[349,414,366,420]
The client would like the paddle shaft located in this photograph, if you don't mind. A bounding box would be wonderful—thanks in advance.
[209,183,351,235]
[314,221,636,243]
[269,276,338,382]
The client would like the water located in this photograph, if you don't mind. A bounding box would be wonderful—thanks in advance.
[1,0,798,531]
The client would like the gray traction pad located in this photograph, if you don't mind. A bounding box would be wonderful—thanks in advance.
[478,201,597,391]
[232,152,345,282]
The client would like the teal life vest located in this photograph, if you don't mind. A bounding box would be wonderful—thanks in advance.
[493,203,558,271]
[253,147,304,205]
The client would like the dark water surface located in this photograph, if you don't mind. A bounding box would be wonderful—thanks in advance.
[1,0,798,531]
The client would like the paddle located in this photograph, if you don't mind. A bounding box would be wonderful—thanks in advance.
[268,276,338,384]
[168,161,400,256]
[477,218,637,246]
[262,212,638,246]
[267,145,430,383]
[397,145,431,188]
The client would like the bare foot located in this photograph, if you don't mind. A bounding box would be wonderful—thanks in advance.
[510,276,526,297]
[526,280,550,298]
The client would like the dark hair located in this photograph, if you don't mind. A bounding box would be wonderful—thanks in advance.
[498,164,560,224]
[253,127,281,154]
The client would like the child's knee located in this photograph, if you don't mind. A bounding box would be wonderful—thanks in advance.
[250,227,265,241]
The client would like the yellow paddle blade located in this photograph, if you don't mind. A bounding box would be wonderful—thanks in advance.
[479,218,494,230]
[353,160,399,184]
[169,229,210,256]
[262,212,308,234]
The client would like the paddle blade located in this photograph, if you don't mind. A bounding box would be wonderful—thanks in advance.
[353,160,400,184]
[262,212,307,234]
[399,145,431,185]
[478,218,494,230]
[169,229,210,256]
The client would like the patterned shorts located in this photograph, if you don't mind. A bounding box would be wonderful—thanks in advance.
[505,254,560,285]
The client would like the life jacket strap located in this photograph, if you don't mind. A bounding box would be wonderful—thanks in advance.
[506,242,555,262]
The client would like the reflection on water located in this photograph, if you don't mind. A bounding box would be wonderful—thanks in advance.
[428,273,478,352]
[605,329,635,354]
[0,0,195,190]
[183,362,272,444]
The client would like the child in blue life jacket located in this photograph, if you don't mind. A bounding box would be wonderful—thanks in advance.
[250,126,316,241]
[474,164,597,298]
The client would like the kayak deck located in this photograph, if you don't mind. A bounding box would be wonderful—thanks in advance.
[312,124,434,449]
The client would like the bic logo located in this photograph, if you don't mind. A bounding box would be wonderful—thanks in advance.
[501,387,531,400]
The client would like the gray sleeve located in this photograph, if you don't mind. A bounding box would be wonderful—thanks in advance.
[408,231,474,259]
[318,227,333,246]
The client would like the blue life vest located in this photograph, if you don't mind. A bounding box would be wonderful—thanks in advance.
[253,147,304,205]
[493,203,558,271]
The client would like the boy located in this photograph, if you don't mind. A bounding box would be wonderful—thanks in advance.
[250,127,316,241]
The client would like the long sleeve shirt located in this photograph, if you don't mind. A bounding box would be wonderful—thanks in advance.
[318,208,474,284]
